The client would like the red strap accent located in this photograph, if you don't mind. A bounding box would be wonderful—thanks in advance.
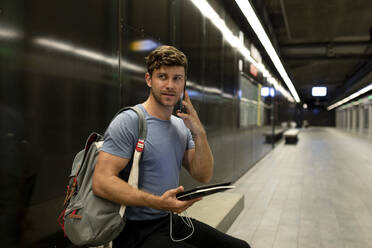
[57,209,67,237]
[70,209,82,219]
[136,140,144,152]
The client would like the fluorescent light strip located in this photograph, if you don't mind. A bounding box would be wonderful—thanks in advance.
[189,0,244,55]
[267,77,294,102]
[327,84,372,110]
[234,0,300,103]
[189,0,294,102]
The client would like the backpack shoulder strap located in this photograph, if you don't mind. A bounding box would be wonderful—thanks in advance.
[118,106,147,217]
[106,106,147,141]
[128,106,147,141]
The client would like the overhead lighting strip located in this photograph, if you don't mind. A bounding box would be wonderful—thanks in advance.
[189,0,294,102]
[189,0,250,60]
[234,0,300,103]
[327,84,372,110]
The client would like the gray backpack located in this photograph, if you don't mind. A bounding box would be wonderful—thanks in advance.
[58,106,147,247]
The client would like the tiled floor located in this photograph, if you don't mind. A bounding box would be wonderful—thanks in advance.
[227,127,372,248]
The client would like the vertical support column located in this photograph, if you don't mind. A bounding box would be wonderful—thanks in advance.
[343,110,346,129]
[257,84,261,127]
[345,109,348,130]
[349,108,353,132]
[359,105,364,135]
[369,104,372,138]
[352,107,357,133]
[338,110,341,129]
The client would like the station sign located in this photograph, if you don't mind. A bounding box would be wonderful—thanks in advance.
[250,63,258,77]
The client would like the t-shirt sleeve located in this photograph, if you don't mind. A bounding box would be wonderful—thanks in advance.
[186,128,195,150]
[102,111,138,159]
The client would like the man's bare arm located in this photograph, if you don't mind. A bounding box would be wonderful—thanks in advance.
[177,91,214,183]
[182,133,214,183]
[92,151,200,213]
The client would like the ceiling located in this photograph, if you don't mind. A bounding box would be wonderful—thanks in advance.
[231,0,372,107]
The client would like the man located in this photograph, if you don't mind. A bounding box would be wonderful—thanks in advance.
[92,45,250,248]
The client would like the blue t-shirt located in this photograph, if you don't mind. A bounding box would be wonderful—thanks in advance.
[102,104,195,220]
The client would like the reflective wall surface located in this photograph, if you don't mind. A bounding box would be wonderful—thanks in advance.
[0,0,292,247]
[1,1,120,247]
[119,0,275,188]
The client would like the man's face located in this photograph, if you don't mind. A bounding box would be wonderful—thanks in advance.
[146,65,186,109]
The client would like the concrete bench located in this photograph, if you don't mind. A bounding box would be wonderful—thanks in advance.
[181,192,244,232]
[284,128,300,144]
[264,128,285,143]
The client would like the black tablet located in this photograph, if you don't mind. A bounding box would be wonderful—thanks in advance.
[176,182,235,201]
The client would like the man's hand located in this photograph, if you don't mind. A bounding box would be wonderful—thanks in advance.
[177,90,214,184]
[155,186,201,214]
[176,91,206,137]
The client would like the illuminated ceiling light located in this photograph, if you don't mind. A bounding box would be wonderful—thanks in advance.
[312,86,327,97]
[234,0,300,103]
[261,87,275,97]
[327,84,372,110]
[261,87,269,97]
[270,88,275,97]
[189,0,239,48]
[194,0,261,71]
[267,77,277,86]
[189,0,294,102]
[276,84,294,102]
[189,0,243,56]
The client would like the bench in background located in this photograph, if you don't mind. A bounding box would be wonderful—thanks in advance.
[284,128,300,144]
[264,128,284,143]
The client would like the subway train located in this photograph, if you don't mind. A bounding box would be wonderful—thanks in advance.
[0,0,298,247]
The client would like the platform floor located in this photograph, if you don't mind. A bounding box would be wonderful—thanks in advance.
[227,127,372,248]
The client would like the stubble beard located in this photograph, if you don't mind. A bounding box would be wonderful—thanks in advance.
[151,88,176,110]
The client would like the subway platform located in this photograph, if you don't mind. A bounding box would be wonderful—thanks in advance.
[225,127,372,248]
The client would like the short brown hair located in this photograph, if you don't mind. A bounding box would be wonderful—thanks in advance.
[145,45,188,77]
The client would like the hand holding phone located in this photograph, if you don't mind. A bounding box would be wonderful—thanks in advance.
[179,83,187,114]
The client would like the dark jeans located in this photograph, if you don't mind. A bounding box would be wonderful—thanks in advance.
[113,213,250,248]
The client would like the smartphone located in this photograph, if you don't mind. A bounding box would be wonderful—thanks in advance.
[179,82,187,114]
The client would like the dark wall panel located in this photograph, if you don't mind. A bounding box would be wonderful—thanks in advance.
[1,0,119,247]
[0,0,293,246]
[303,107,336,126]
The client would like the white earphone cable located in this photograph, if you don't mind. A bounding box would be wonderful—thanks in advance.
[169,211,194,242]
